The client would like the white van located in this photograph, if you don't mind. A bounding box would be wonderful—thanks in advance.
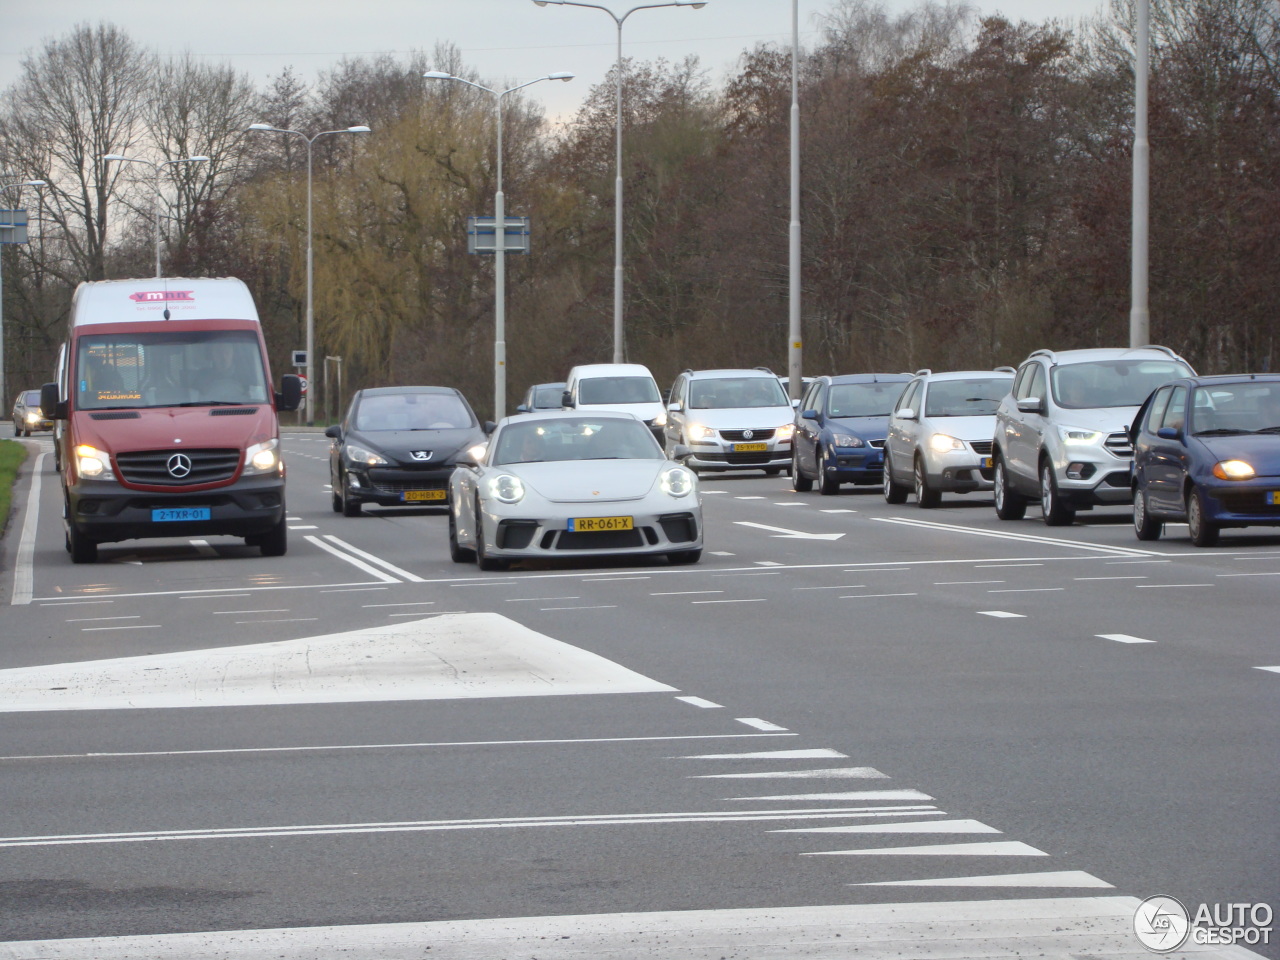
[562,363,667,442]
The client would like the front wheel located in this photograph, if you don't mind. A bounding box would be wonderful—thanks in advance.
[1132,488,1163,541]
[340,471,362,517]
[448,506,476,563]
[258,516,288,556]
[993,455,1027,521]
[67,522,98,564]
[1186,486,1220,547]
[1039,462,1075,526]
[792,447,813,492]
[914,457,941,508]
[883,453,909,504]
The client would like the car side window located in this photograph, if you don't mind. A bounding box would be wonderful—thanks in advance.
[801,380,820,412]
[897,380,921,414]
[1144,386,1172,432]
[810,382,826,415]
[670,376,685,406]
[1013,364,1033,400]
[1025,364,1046,402]
[1159,386,1188,432]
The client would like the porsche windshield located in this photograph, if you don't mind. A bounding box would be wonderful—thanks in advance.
[75,331,269,409]
[494,418,662,464]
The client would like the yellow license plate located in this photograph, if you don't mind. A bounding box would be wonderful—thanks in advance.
[568,516,634,532]
[403,490,447,502]
[733,442,768,452]
[983,457,993,468]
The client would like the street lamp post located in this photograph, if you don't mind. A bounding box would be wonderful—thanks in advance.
[1130,0,1150,348]
[99,154,210,278]
[246,124,370,426]
[789,0,802,401]
[424,70,573,420]
[532,0,708,364]
[0,177,46,421]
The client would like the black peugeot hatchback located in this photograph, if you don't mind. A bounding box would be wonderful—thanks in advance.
[326,386,487,516]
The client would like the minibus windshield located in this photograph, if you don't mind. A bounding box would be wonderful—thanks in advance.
[75,331,270,409]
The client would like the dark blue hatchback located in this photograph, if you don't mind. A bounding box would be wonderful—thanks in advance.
[1130,374,1280,546]
[792,374,911,494]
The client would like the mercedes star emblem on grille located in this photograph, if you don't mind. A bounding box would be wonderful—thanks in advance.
[166,453,193,478]
[410,451,433,461]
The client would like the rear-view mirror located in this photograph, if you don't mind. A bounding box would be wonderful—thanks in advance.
[324,424,342,439]
[40,382,64,420]
[1016,396,1044,415]
[277,374,303,412]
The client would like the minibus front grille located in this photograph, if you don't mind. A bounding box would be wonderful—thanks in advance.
[115,448,242,486]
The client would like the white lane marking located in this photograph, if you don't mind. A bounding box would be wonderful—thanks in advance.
[322,535,426,582]
[11,450,45,605]
[505,596,580,602]
[188,539,218,557]
[821,508,856,513]
[81,625,160,632]
[1255,666,1280,674]
[988,587,1065,593]
[777,818,998,834]
[793,584,866,590]
[212,609,289,615]
[810,841,1049,857]
[304,535,401,582]
[735,520,845,541]
[755,560,785,566]
[1075,576,1147,581]
[708,550,735,556]
[734,496,766,500]
[322,586,388,593]
[736,718,788,732]
[855,870,1113,888]
[697,767,889,780]
[700,489,727,494]
[0,805,935,849]
[0,612,675,712]
[181,593,251,600]
[286,516,302,520]
[774,502,807,506]
[0,897,1163,959]
[1135,583,1212,588]
[234,618,319,625]
[539,605,618,612]
[1218,571,1280,577]
[733,790,933,802]
[675,696,722,708]
[839,592,917,599]
[976,563,1044,568]
[1097,633,1156,644]
[583,576,650,582]
[38,599,115,607]
[1107,558,1171,564]
[683,749,846,760]
[288,525,318,530]
[362,601,436,608]
[450,580,520,587]
[935,580,1005,585]
[389,611,466,617]
[845,567,910,572]
[652,590,723,596]
[874,516,1163,558]
[65,616,140,623]
[691,598,767,605]
[978,610,1026,618]
[712,571,780,577]
[0,732,791,764]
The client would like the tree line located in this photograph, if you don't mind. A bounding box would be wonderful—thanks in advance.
[1,0,1276,421]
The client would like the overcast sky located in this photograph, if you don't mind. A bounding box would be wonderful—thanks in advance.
[2,0,1109,121]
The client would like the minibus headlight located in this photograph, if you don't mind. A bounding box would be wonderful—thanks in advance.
[244,438,281,475]
[75,445,115,480]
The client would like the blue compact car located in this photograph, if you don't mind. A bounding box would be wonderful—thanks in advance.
[1130,374,1280,546]
[792,373,911,494]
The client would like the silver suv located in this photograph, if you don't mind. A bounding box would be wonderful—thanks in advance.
[992,346,1194,525]
[664,369,795,475]
[883,368,1015,507]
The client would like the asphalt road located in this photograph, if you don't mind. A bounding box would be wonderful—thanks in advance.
[0,432,1276,959]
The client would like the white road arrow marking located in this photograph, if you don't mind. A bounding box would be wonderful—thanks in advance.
[734,521,845,541]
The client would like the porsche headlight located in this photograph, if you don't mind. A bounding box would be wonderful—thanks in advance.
[1212,459,1255,480]
[345,443,387,466]
[244,438,280,475]
[686,423,716,441]
[929,433,965,453]
[831,433,864,448]
[660,466,695,498]
[1058,425,1104,445]
[776,423,796,442]
[75,444,115,480]
[487,473,525,504]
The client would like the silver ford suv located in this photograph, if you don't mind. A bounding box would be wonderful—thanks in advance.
[992,346,1194,525]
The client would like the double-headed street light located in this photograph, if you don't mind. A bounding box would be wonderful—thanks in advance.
[532,0,708,364]
[246,123,371,425]
[99,154,209,279]
[424,70,573,419]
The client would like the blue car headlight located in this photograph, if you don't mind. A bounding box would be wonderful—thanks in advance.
[831,433,864,448]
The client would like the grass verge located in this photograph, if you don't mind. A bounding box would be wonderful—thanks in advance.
[0,438,30,538]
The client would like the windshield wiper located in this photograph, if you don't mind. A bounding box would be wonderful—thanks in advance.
[1254,426,1280,434]
[174,400,251,407]
[1194,428,1250,436]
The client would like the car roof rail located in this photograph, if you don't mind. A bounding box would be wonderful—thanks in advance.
[994,365,1016,374]
[754,366,775,375]
[914,368,931,377]
[1137,345,1179,359]
[1028,349,1055,361]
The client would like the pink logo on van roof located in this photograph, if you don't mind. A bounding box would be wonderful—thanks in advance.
[129,290,194,303]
